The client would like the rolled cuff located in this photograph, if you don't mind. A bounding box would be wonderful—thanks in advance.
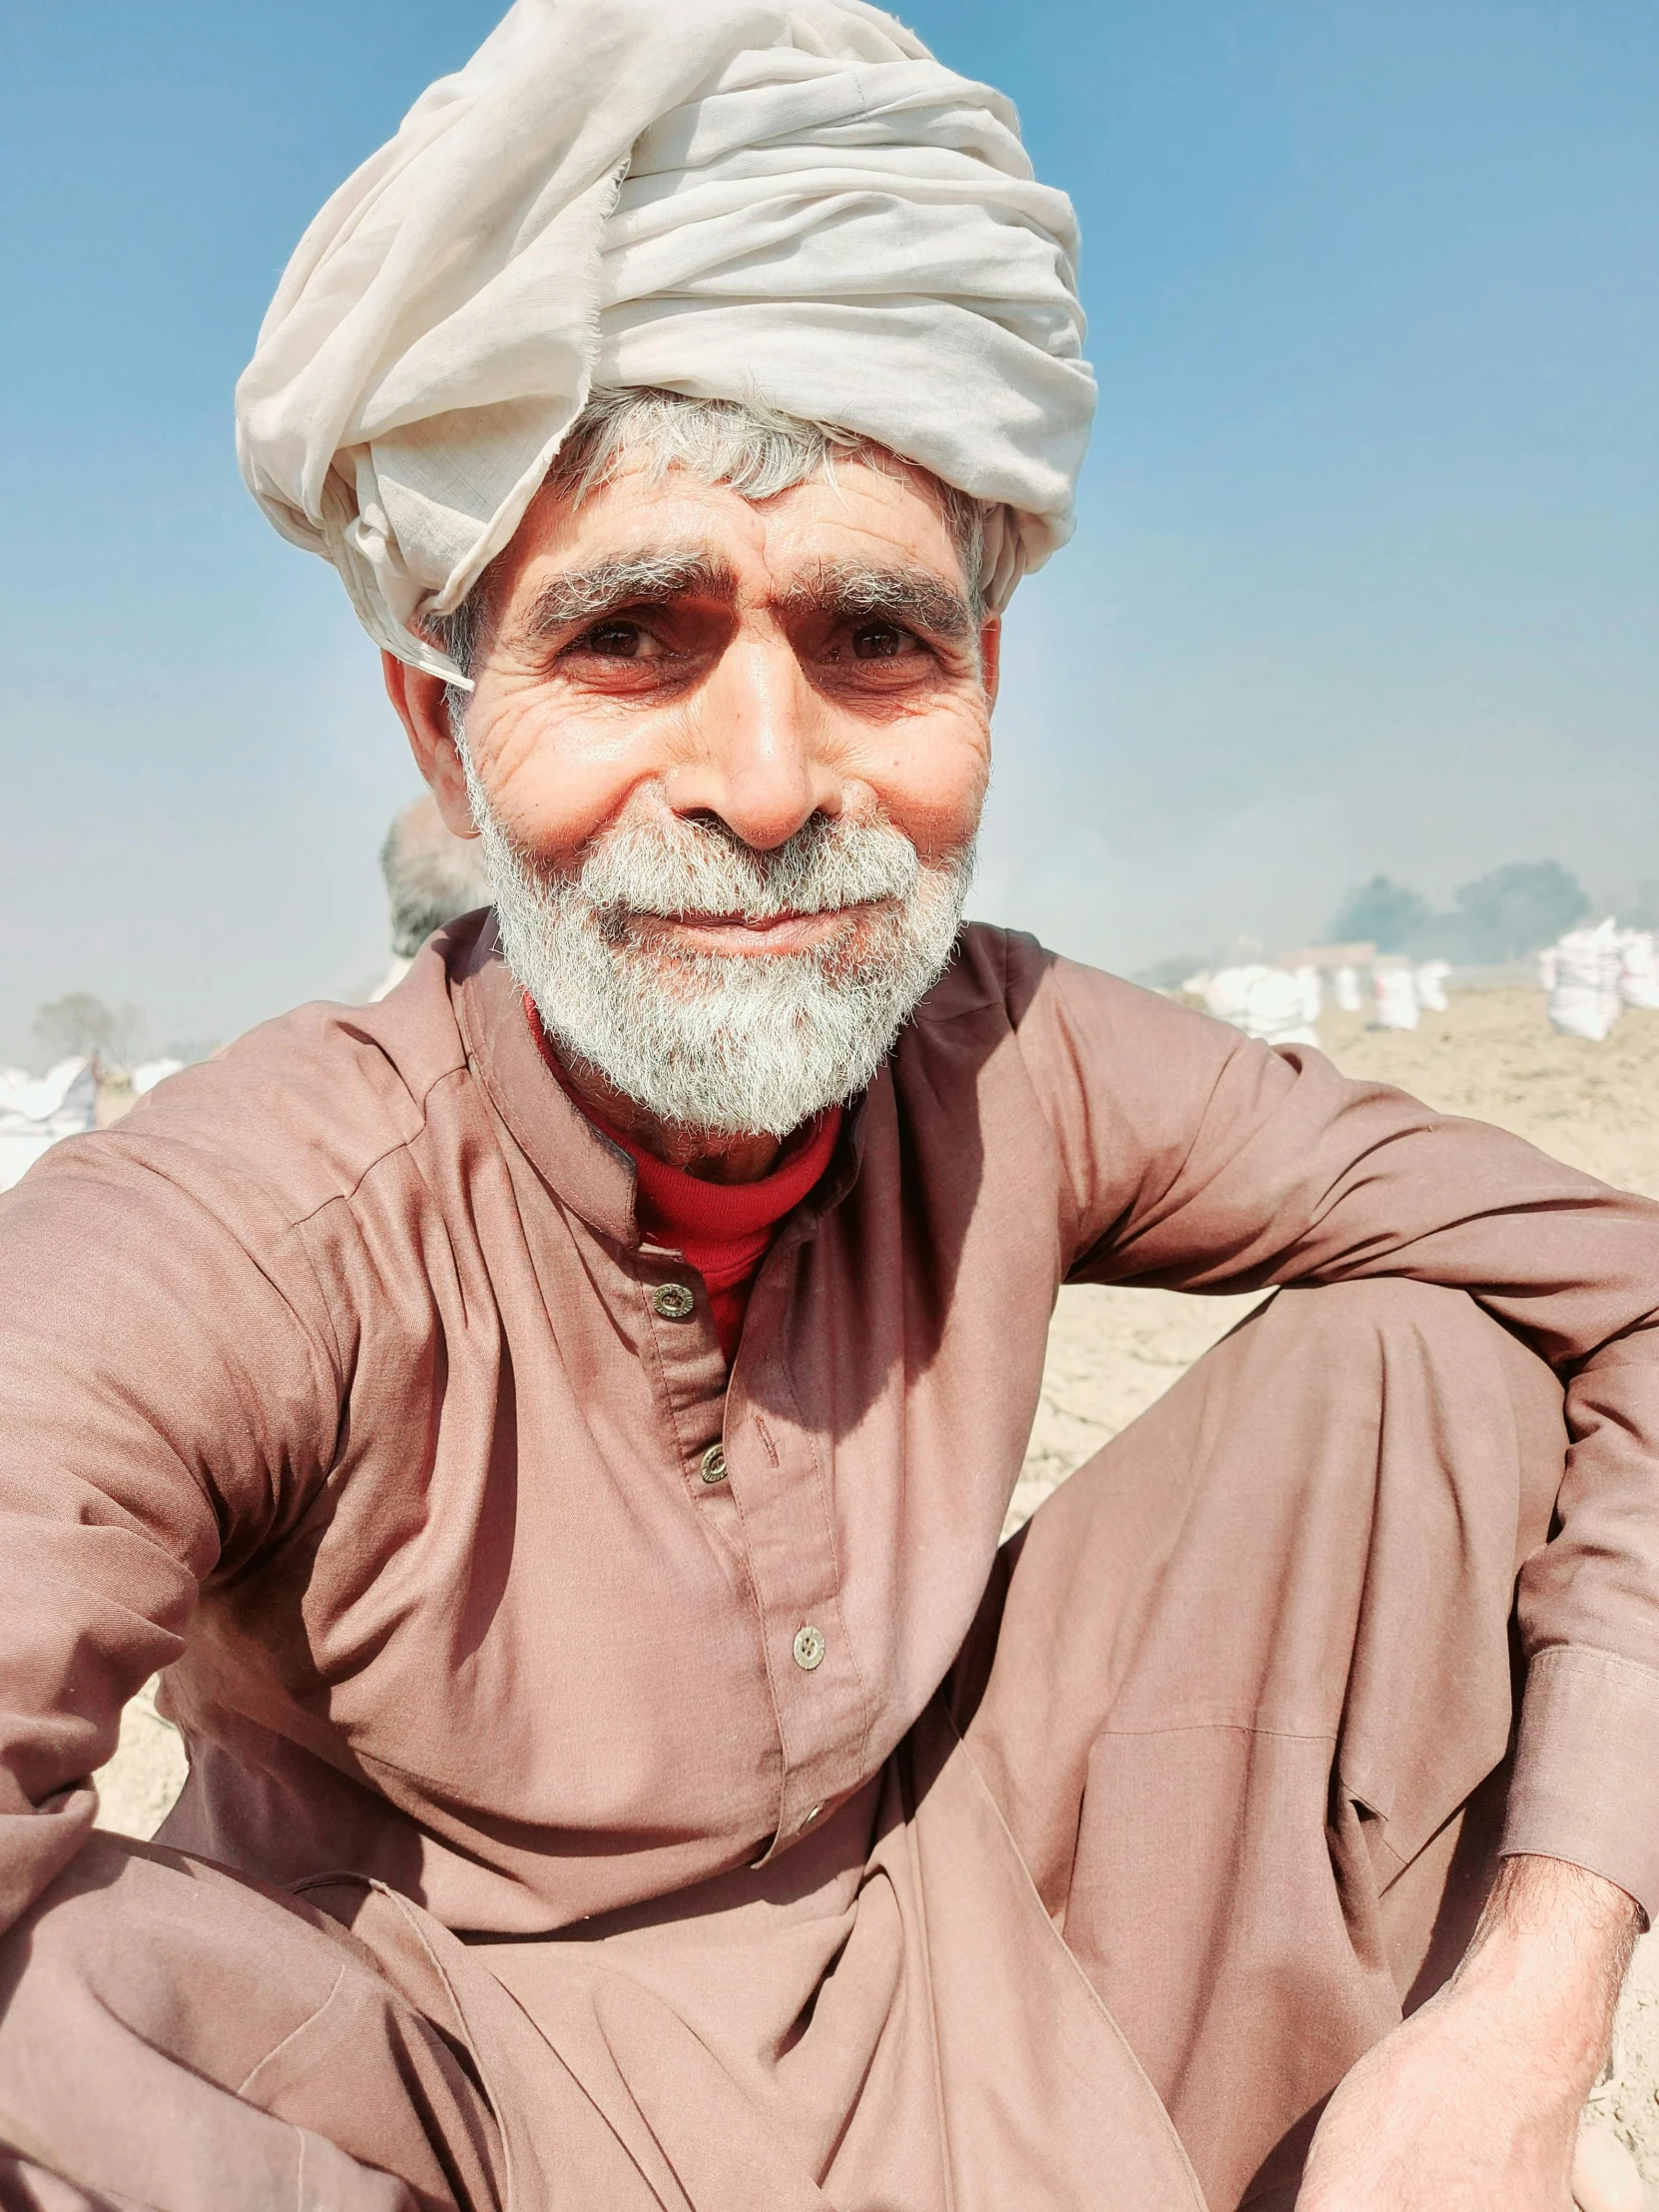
[1502,1643,1659,1924]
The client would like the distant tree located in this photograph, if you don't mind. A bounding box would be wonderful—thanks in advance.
[32,991,145,1073]
[1445,861,1591,963]
[1327,876,1432,952]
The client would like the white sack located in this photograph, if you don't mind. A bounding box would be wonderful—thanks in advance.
[0,1057,97,1192]
[131,1058,186,1097]
[1203,965,1321,1050]
[1619,929,1659,1012]
[0,1058,96,1136]
[1372,967,1419,1031]
[236,0,1095,678]
[1333,964,1363,1014]
[1414,960,1451,1014]
[1549,987,1618,1042]
[1545,920,1623,1041]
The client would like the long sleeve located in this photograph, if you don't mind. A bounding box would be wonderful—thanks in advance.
[1016,948,1659,1910]
[0,1133,340,1938]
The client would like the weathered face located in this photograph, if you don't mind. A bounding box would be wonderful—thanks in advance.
[399,452,995,918]
[386,452,1001,1137]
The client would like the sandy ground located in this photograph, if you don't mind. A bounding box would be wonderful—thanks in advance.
[92,987,1659,2189]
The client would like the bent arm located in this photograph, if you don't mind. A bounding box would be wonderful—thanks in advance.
[1016,949,1659,1917]
[0,1137,337,1937]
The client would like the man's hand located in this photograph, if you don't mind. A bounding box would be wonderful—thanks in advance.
[1297,1854,1640,2210]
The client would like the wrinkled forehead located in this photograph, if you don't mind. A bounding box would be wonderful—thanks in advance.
[496,449,974,608]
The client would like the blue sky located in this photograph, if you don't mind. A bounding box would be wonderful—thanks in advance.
[1,0,1653,1059]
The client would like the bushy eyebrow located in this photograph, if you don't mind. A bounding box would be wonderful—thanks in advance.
[509,550,738,645]
[780,561,975,640]
[505,548,975,652]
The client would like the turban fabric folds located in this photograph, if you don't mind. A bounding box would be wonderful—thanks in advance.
[235,0,1095,680]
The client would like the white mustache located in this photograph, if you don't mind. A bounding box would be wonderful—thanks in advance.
[572,815,921,930]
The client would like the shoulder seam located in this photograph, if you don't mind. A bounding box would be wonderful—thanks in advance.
[284,1060,472,1236]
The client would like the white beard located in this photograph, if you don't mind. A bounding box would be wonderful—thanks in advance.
[465,775,973,1138]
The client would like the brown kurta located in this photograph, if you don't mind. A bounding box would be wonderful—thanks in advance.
[2,916,1659,2206]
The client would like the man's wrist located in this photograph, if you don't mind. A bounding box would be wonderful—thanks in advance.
[1442,1853,1640,2100]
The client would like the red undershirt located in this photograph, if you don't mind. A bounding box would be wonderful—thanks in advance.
[526,996,842,1364]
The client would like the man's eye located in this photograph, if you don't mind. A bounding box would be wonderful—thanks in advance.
[851,622,914,662]
[576,620,647,658]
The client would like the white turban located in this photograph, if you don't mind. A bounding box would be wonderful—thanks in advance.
[235,0,1094,682]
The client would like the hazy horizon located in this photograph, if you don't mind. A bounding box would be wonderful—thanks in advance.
[2,0,1653,1067]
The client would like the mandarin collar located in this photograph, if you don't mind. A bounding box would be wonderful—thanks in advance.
[448,912,871,1249]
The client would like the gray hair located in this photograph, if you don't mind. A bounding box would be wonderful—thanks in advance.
[426,388,989,684]
[380,796,493,956]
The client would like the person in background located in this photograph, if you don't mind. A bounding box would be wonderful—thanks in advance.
[371,794,492,1000]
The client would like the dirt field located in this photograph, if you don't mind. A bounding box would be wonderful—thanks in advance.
[93,986,1659,2192]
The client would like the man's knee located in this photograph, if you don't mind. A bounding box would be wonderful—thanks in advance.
[1018,1271,1565,1732]
[0,1833,377,2105]
[1257,1275,1533,1370]
[0,1836,499,2211]
[1250,1279,1565,1543]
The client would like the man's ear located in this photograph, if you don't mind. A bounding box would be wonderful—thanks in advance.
[381,653,479,839]
[978,615,1002,714]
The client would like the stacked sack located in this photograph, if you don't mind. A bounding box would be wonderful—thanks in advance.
[1371,964,1420,1031]
[1618,928,1659,1012]
[0,1058,97,1191]
[1201,964,1322,1049]
[1332,965,1365,1014]
[1540,920,1625,1042]
[1413,960,1451,1013]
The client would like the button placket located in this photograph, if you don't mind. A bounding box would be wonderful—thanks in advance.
[719,1260,872,1852]
[727,1399,868,1847]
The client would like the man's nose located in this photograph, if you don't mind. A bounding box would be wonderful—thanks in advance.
[667,631,841,851]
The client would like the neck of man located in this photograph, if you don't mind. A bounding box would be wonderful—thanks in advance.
[552,1041,786,1184]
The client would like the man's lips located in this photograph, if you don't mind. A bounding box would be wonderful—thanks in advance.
[639,904,882,955]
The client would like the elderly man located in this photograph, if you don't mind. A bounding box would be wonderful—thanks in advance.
[2,7,1656,2210]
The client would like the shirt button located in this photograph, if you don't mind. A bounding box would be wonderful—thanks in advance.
[792,1624,827,1672]
[652,1283,696,1321]
[699,1443,728,1485]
